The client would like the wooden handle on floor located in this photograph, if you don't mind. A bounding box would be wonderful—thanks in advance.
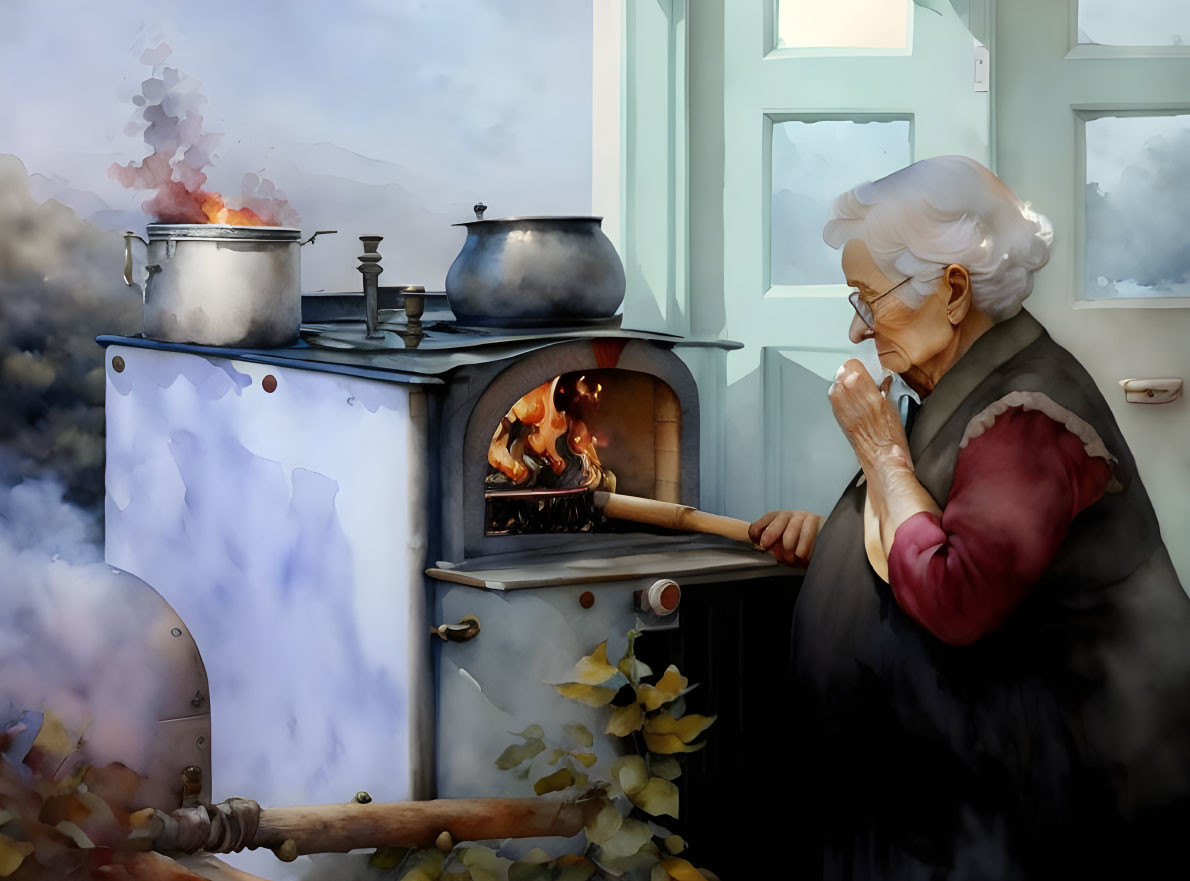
[593,492,753,544]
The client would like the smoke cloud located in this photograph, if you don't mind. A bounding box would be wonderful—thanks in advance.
[0,154,186,858]
[0,153,139,508]
[109,44,299,227]
[0,478,167,773]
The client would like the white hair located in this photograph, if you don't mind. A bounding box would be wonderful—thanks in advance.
[823,155,1053,322]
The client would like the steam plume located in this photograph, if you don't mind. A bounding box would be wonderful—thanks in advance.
[109,44,299,227]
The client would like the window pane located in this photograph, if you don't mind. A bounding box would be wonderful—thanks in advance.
[777,0,910,49]
[771,119,911,286]
[1078,0,1190,46]
[1085,114,1190,299]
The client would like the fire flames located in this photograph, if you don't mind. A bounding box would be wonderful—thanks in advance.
[110,47,297,227]
[200,191,267,226]
[488,375,615,492]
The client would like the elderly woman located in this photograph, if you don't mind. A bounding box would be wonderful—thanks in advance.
[752,156,1190,879]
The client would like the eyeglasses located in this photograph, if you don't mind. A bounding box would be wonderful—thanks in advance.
[847,275,913,329]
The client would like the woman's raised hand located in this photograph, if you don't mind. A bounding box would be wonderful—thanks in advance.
[749,509,822,568]
[828,359,911,469]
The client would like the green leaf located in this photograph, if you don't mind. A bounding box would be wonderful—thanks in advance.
[508,862,552,881]
[584,801,624,845]
[618,656,654,683]
[570,751,598,768]
[648,756,682,781]
[533,767,575,795]
[512,724,545,740]
[545,748,567,766]
[495,739,545,770]
[599,817,653,860]
[563,723,594,748]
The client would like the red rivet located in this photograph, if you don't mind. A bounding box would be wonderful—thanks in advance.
[262,374,278,393]
[579,591,595,609]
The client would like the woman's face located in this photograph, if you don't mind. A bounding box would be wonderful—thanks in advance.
[841,238,956,378]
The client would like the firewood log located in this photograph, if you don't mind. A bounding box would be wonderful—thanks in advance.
[145,796,597,860]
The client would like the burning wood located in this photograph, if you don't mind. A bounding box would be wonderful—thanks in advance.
[487,373,615,494]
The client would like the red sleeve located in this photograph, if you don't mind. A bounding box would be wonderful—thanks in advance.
[886,405,1114,646]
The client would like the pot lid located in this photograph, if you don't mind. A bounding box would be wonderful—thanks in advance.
[146,223,302,242]
[451,216,604,227]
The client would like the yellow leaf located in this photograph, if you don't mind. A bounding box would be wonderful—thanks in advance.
[653,666,688,702]
[533,767,575,795]
[642,732,704,755]
[55,821,94,849]
[661,857,708,881]
[562,642,620,686]
[571,752,598,768]
[630,777,680,819]
[552,683,617,707]
[664,834,685,855]
[610,755,648,797]
[0,834,35,878]
[583,802,623,845]
[637,667,688,711]
[399,849,446,881]
[643,713,715,743]
[371,846,411,869]
[599,817,653,860]
[31,711,76,758]
[604,702,644,737]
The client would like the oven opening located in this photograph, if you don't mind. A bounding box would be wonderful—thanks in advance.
[484,368,680,535]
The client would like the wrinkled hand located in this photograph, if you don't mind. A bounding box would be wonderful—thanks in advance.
[828,359,911,469]
[749,510,822,567]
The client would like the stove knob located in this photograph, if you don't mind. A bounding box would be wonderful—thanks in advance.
[637,579,681,616]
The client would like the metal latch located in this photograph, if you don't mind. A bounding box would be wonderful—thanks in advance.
[974,40,989,92]
[431,615,482,643]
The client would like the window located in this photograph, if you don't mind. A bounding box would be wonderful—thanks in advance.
[1083,112,1190,299]
[770,117,912,286]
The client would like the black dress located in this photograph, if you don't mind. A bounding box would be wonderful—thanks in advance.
[790,310,1190,880]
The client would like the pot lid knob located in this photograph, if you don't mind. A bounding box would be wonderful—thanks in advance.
[472,202,487,220]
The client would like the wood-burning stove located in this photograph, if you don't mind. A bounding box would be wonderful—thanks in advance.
[101,293,792,877]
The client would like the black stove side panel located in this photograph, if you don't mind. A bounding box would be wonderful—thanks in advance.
[635,572,805,877]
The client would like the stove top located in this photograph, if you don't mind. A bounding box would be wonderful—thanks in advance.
[96,291,740,385]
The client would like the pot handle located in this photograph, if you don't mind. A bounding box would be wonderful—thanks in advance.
[123,231,149,287]
[300,230,338,246]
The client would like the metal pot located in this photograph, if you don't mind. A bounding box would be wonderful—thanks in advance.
[123,224,334,348]
[445,207,626,327]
